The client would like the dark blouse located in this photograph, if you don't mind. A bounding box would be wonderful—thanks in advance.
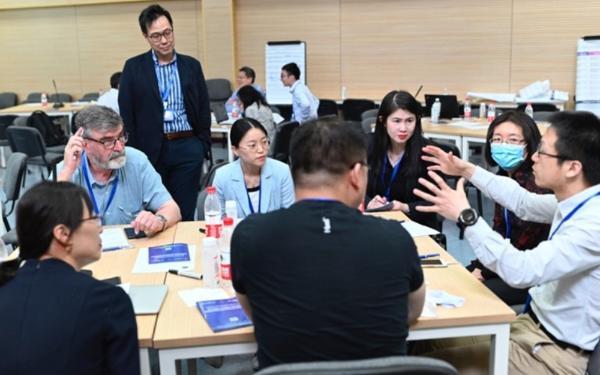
[468,164,551,279]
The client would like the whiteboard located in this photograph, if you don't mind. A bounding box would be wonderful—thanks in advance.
[576,37,600,102]
[265,41,306,105]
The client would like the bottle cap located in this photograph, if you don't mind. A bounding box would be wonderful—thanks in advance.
[223,217,234,226]
[206,186,216,194]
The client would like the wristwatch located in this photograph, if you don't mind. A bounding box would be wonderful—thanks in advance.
[155,214,167,232]
[457,208,479,228]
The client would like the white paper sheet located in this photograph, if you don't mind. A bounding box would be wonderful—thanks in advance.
[132,245,196,273]
[100,228,131,251]
[447,121,489,130]
[401,221,440,237]
[467,92,516,102]
[178,287,230,307]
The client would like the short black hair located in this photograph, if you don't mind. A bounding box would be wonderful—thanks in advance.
[237,85,268,109]
[230,118,268,147]
[290,118,367,188]
[483,110,541,168]
[138,4,173,35]
[549,111,600,185]
[282,62,300,80]
[110,72,122,89]
[239,66,256,83]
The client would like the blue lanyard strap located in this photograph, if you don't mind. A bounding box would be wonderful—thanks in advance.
[81,153,119,222]
[503,208,511,238]
[548,191,600,240]
[380,154,403,201]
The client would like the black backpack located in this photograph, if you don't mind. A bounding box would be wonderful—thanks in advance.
[26,110,67,146]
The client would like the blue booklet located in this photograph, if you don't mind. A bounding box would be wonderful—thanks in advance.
[148,243,190,264]
[196,297,253,332]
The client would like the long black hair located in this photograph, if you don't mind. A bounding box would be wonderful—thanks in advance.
[230,118,268,147]
[0,181,93,286]
[238,85,268,110]
[369,90,427,180]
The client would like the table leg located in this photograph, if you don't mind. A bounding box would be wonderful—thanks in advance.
[489,323,510,375]
[140,348,151,375]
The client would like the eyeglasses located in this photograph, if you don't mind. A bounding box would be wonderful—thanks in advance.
[147,28,173,43]
[240,139,270,152]
[79,215,102,226]
[489,136,526,145]
[535,143,570,160]
[84,133,128,150]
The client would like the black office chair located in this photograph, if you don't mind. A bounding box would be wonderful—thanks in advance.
[272,121,299,164]
[361,108,379,121]
[254,356,458,375]
[79,92,100,102]
[317,99,339,117]
[0,92,18,109]
[206,78,232,106]
[6,126,64,181]
[342,99,377,122]
[516,103,559,113]
[587,339,600,375]
[1,152,27,247]
[24,92,43,104]
[49,93,72,103]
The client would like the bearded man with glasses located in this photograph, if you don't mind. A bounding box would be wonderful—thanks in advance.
[57,105,181,236]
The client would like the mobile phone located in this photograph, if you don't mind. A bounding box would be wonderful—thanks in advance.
[421,258,448,267]
[364,202,394,213]
[124,227,147,239]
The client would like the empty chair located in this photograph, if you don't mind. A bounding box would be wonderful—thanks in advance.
[342,99,376,122]
[79,92,100,102]
[206,78,232,106]
[25,92,43,103]
[0,92,17,109]
[361,108,379,121]
[272,121,299,164]
[254,356,458,375]
[317,99,338,117]
[6,126,64,180]
[49,93,72,103]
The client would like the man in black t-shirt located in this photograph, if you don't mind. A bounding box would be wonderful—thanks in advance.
[231,119,425,370]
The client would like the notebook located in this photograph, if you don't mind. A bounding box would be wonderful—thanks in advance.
[196,297,252,332]
[128,284,168,315]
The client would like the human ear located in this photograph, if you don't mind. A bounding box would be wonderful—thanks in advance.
[52,224,71,248]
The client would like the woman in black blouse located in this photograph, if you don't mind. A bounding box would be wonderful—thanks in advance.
[366,90,438,228]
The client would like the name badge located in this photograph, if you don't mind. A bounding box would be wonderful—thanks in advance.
[164,110,174,122]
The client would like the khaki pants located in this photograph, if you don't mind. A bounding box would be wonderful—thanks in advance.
[413,314,590,374]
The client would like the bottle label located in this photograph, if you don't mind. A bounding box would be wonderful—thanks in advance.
[464,108,471,119]
[220,263,231,281]
[205,223,222,238]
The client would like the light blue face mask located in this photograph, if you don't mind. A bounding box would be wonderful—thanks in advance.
[491,143,526,171]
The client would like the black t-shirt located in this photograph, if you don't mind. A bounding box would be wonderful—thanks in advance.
[231,200,423,370]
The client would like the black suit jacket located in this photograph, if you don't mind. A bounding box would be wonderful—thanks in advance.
[119,50,211,164]
[0,259,140,375]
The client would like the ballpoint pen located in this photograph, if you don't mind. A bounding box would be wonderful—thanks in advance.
[169,269,203,280]
[419,253,440,259]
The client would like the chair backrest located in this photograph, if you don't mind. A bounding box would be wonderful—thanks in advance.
[342,99,377,122]
[49,93,72,103]
[361,117,375,134]
[270,105,281,115]
[272,120,300,164]
[587,339,600,375]
[206,78,232,103]
[6,126,47,158]
[0,92,18,109]
[3,152,27,206]
[26,110,67,147]
[79,92,99,102]
[317,99,339,117]
[516,103,559,112]
[361,108,379,121]
[0,115,18,140]
[196,161,229,220]
[25,92,43,103]
[254,356,458,375]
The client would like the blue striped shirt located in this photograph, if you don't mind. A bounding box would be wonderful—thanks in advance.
[152,50,192,133]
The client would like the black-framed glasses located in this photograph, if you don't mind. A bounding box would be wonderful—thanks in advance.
[535,143,570,160]
[84,133,128,150]
[489,136,526,145]
[147,28,173,43]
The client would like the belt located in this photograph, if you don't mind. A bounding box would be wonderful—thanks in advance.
[164,131,194,141]
[528,310,591,354]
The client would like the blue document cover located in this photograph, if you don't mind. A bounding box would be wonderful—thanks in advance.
[148,243,190,264]
[196,297,253,332]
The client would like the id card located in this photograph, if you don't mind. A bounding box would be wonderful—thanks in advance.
[164,110,174,122]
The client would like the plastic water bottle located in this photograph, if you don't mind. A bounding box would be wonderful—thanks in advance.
[225,200,238,224]
[41,93,48,107]
[341,86,347,100]
[464,100,472,119]
[487,103,496,123]
[219,217,234,289]
[204,186,222,238]
[525,103,534,118]
[431,98,441,124]
[479,103,486,119]
[201,237,219,288]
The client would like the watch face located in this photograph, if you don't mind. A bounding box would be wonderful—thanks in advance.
[460,208,478,225]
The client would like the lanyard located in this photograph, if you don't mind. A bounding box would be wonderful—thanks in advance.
[503,208,511,238]
[380,154,403,200]
[246,185,261,214]
[81,153,119,222]
[157,60,178,105]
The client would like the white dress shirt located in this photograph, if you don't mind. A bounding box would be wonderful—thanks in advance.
[465,166,600,350]
[289,81,319,124]
[96,88,120,114]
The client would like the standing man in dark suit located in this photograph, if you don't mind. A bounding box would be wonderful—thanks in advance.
[119,4,211,221]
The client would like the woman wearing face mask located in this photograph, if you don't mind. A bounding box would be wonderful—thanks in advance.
[466,110,550,305]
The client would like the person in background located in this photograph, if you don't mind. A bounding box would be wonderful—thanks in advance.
[213,118,294,219]
[225,66,266,113]
[119,4,211,221]
[232,118,425,370]
[466,110,550,305]
[58,105,180,236]
[0,181,139,374]
[366,90,438,229]
[96,71,121,114]
[237,85,276,153]
[280,62,319,123]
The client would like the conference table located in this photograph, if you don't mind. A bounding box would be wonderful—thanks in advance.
[145,214,515,375]
[0,102,90,127]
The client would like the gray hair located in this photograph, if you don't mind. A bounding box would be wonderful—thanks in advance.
[75,105,123,137]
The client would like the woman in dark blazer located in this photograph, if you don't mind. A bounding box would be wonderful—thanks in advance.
[0,181,139,375]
